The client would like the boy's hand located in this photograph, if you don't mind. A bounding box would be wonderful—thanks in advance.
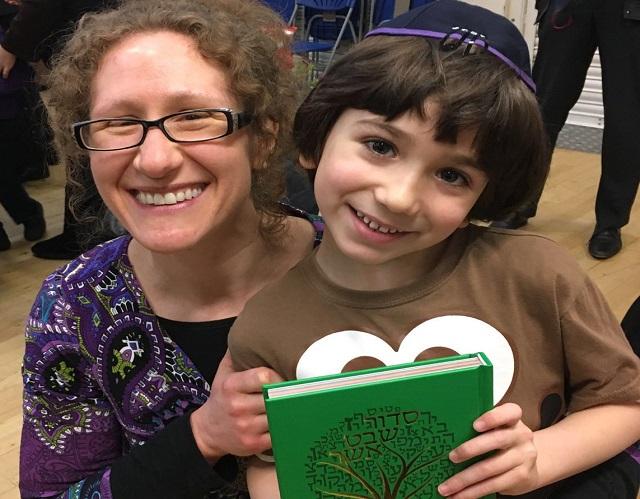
[190,351,283,463]
[437,403,538,498]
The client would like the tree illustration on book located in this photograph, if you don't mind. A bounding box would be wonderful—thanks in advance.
[304,405,456,498]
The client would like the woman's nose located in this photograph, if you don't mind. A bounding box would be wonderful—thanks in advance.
[132,128,183,178]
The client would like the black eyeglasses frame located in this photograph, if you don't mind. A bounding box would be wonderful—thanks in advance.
[71,108,253,152]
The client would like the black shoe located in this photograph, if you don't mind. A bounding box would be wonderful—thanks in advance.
[490,211,530,230]
[0,225,10,251]
[23,202,46,241]
[588,228,622,260]
[31,231,83,260]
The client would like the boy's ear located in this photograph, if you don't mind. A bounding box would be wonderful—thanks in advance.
[298,154,317,170]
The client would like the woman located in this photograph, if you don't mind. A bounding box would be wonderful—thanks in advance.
[19,0,322,497]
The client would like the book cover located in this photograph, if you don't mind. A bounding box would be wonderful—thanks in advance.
[264,352,494,499]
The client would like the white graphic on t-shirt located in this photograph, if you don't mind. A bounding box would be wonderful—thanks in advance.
[296,315,514,405]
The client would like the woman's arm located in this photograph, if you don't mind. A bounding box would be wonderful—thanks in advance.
[20,275,123,498]
[20,275,238,499]
[191,352,283,462]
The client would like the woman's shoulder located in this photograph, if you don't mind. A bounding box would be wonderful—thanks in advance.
[29,235,133,323]
[50,235,132,286]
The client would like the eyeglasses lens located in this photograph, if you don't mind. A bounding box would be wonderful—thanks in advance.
[81,110,231,150]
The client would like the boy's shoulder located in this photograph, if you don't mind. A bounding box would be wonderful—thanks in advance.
[240,251,316,316]
[463,224,588,288]
[468,224,581,266]
[229,252,320,374]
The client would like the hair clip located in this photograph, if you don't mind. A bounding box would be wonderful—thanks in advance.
[440,27,489,55]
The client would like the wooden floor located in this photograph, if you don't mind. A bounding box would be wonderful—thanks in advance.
[0,149,639,498]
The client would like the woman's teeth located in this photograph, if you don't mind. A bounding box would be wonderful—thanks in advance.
[355,210,401,234]
[135,187,203,206]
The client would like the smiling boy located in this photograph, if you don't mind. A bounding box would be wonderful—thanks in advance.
[229,1,640,497]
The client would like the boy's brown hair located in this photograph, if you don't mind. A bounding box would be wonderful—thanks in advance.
[294,36,549,221]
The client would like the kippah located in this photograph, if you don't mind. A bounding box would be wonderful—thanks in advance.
[366,0,535,92]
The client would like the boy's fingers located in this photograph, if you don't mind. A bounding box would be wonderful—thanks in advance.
[445,463,535,499]
[474,402,522,431]
[450,422,533,462]
[450,432,506,463]
[440,449,528,497]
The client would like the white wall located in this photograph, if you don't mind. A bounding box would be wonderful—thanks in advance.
[465,0,537,59]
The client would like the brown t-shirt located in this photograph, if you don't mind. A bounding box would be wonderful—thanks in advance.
[230,225,640,431]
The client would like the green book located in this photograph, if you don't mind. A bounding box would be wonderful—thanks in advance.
[264,352,494,499]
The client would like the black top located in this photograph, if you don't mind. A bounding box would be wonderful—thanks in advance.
[160,316,236,386]
[110,316,244,499]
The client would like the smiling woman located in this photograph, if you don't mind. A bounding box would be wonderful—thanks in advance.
[84,30,263,255]
[18,1,323,498]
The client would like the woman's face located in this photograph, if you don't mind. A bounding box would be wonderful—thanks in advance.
[89,31,256,253]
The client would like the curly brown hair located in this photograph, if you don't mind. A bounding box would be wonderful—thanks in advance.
[294,36,549,222]
[46,0,301,242]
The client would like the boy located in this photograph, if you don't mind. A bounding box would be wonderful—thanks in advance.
[229,1,640,497]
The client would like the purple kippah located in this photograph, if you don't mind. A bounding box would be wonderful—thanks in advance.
[366,0,535,92]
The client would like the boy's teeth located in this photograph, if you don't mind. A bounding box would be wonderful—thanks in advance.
[136,187,203,206]
[354,209,401,234]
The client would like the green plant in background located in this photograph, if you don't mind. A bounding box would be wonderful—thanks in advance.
[292,54,319,89]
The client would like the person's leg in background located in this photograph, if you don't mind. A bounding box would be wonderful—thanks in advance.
[20,76,55,182]
[31,156,114,260]
[491,0,597,229]
[587,0,640,258]
[0,108,46,251]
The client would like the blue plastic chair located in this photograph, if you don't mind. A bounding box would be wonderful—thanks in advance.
[370,0,435,30]
[262,0,296,21]
[289,0,358,72]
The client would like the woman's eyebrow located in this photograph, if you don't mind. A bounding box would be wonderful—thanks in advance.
[91,91,232,115]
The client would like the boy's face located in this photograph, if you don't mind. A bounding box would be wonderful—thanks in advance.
[303,106,488,286]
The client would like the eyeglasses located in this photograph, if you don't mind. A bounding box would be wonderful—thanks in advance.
[72,108,252,151]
